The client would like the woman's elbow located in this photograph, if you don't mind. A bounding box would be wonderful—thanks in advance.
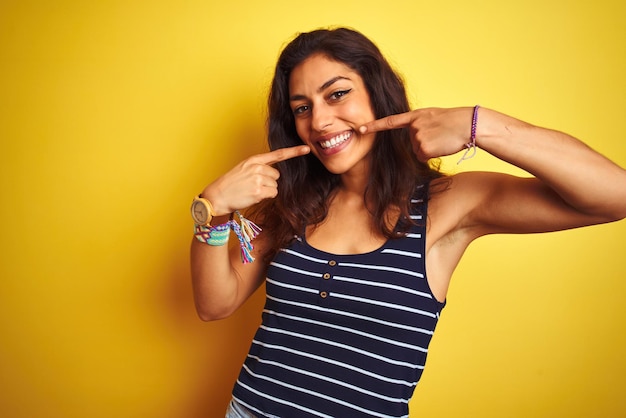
[588,206,626,226]
[195,301,236,322]
[600,197,626,223]
[607,209,626,224]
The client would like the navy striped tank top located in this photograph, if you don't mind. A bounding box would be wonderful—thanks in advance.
[232,188,445,417]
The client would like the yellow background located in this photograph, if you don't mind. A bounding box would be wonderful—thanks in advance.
[1,1,625,417]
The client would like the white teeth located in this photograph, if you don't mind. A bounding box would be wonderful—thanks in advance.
[319,132,351,149]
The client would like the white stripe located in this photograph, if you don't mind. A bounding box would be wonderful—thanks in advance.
[247,354,410,403]
[280,248,329,264]
[252,339,420,385]
[266,278,318,294]
[236,379,333,418]
[381,248,422,258]
[332,292,437,319]
[409,214,423,220]
[406,233,422,239]
[333,275,431,299]
[265,309,431,352]
[260,326,423,368]
[267,295,434,334]
[338,262,424,278]
[240,365,408,418]
[269,262,320,278]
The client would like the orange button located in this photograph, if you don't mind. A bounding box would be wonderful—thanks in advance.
[320,291,328,298]
[323,273,331,280]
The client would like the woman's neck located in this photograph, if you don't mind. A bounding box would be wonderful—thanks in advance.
[338,154,372,196]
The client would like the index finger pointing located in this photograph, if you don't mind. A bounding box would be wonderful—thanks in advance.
[359,111,415,134]
[257,144,311,165]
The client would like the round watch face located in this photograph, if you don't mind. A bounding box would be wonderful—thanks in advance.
[191,200,209,224]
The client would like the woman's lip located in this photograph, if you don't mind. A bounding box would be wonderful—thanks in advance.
[316,130,353,155]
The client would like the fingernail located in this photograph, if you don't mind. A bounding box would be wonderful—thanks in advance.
[358,126,367,134]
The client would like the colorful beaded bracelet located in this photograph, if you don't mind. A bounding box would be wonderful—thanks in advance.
[194,211,262,263]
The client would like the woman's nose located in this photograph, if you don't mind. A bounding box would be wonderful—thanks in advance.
[311,103,333,132]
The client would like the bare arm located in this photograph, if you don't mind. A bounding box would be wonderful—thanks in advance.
[361,107,626,236]
[471,108,626,225]
[190,145,310,321]
[190,225,269,321]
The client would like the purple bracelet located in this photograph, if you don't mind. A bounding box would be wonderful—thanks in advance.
[457,105,480,164]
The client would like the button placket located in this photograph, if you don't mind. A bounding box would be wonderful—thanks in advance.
[319,259,337,302]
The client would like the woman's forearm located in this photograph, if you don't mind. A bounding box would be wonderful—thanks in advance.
[475,108,626,220]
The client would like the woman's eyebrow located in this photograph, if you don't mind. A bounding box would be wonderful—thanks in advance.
[318,76,350,92]
[289,76,351,101]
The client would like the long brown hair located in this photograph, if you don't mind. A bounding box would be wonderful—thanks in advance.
[250,27,445,260]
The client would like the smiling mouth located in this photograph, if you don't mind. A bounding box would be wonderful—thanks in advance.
[318,131,352,150]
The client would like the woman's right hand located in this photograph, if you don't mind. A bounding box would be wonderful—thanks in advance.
[201,145,310,215]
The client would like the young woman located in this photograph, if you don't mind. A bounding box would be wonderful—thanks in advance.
[190,27,626,417]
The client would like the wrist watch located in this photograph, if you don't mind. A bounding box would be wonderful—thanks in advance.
[190,195,216,226]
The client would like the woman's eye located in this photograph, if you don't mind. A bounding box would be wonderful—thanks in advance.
[329,89,352,100]
[293,105,309,115]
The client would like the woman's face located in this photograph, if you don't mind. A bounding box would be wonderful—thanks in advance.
[288,53,377,176]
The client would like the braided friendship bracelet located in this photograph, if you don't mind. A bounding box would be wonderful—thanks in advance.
[457,105,480,164]
[194,211,262,263]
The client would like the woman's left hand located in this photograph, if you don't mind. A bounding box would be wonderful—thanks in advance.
[359,107,477,161]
